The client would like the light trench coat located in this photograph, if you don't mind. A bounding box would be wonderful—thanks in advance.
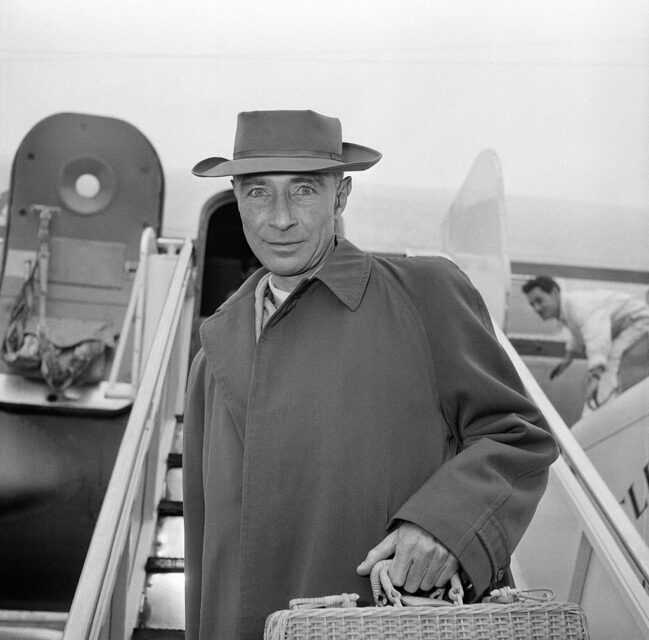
[183,237,558,640]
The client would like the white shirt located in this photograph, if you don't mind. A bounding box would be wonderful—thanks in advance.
[268,276,290,305]
[560,290,649,370]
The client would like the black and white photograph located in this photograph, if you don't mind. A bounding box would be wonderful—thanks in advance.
[0,2,648,639]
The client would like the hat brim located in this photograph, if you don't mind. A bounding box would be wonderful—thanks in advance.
[192,142,381,177]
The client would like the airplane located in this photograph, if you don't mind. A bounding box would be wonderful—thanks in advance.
[0,110,648,640]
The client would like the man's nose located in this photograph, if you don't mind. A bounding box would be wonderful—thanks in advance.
[269,194,297,231]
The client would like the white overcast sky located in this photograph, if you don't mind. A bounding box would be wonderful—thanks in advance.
[1,0,649,209]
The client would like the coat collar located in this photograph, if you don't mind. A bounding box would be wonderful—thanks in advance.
[310,235,372,311]
[199,235,372,350]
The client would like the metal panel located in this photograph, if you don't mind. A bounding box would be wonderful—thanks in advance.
[48,238,126,289]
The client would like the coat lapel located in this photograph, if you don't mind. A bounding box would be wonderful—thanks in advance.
[199,274,262,444]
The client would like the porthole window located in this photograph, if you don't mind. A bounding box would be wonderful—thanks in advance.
[75,173,101,199]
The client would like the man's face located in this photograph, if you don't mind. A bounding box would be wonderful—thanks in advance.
[233,172,349,290]
[526,286,560,320]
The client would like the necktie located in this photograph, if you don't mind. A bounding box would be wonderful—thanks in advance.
[254,273,277,340]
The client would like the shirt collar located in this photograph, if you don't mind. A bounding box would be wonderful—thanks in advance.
[309,235,372,311]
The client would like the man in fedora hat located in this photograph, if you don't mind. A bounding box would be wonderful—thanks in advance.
[184,110,557,640]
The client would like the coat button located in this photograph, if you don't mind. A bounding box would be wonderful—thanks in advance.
[497,569,504,580]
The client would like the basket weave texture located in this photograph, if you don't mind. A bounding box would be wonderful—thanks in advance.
[264,601,589,640]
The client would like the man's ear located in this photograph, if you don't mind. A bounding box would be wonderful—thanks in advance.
[334,176,353,218]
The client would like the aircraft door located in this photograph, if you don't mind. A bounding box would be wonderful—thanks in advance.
[1,112,164,396]
[8,112,163,254]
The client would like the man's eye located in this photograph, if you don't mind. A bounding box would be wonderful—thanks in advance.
[293,184,316,195]
[247,187,268,197]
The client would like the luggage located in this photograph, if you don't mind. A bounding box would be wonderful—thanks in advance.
[264,560,590,640]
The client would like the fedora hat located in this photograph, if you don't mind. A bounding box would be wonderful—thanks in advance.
[192,110,382,177]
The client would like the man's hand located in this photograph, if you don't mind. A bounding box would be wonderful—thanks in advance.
[356,522,459,593]
[585,376,600,408]
[586,364,606,408]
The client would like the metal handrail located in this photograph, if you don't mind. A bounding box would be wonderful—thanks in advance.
[106,227,158,397]
[62,237,193,639]
[495,324,649,585]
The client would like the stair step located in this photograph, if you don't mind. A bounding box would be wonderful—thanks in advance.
[133,628,185,639]
[146,557,185,573]
[140,573,185,630]
[171,416,184,454]
[158,499,183,517]
[154,515,184,558]
[167,452,182,468]
[165,468,183,502]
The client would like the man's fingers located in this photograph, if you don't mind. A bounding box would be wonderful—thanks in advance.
[419,563,440,592]
[433,555,460,587]
[392,530,461,592]
[356,530,398,575]
[403,561,429,593]
[387,549,412,588]
[402,547,458,592]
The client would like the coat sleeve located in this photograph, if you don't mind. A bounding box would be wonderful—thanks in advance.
[183,349,208,640]
[390,258,559,598]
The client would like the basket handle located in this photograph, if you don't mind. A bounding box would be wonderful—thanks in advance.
[369,559,464,607]
[289,593,360,610]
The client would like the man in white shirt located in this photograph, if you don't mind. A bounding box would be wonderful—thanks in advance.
[523,275,649,411]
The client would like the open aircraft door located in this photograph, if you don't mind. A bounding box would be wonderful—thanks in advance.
[441,149,511,328]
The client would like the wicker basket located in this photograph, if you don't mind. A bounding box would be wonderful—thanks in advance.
[263,561,589,640]
[264,600,590,640]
